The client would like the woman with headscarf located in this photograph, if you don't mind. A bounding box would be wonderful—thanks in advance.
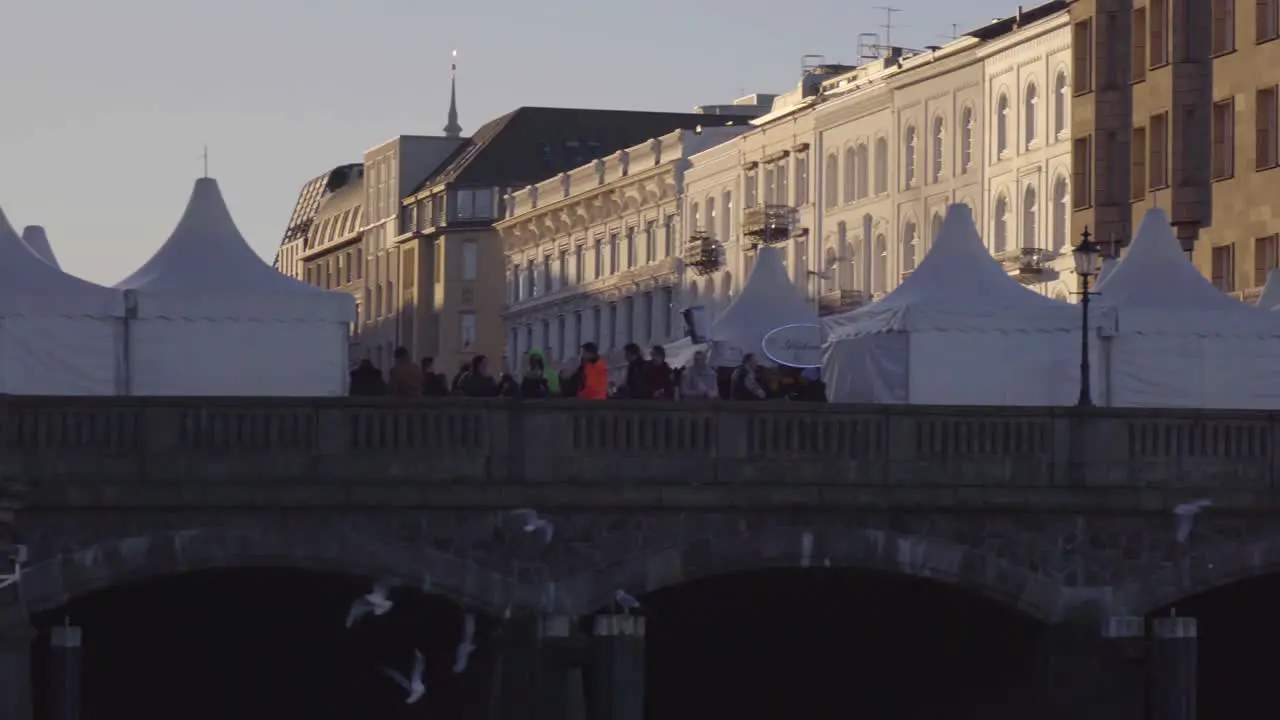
[521,350,554,398]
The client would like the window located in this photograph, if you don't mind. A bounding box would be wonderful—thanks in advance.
[593,236,604,279]
[573,311,583,352]
[608,231,620,274]
[591,306,601,344]
[557,248,569,289]
[607,302,619,349]
[744,168,759,207]
[1258,86,1279,169]
[794,152,810,205]
[1257,235,1280,286]
[776,158,789,203]
[1149,112,1169,189]
[1052,176,1069,252]
[901,221,918,274]
[1212,0,1236,55]
[1073,19,1093,93]
[1024,84,1039,148]
[793,238,809,291]
[1212,244,1236,292]
[706,198,717,240]
[1212,99,1236,180]
[931,213,944,243]
[931,118,945,182]
[960,109,974,171]
[1150,0,1168,67]
[996,93,1010,156]
[541,254,552,295]
[904,126,918,187]
[664,215,675,258]
[461,241,478,281]
[1259,0,1279,42]
[555,315,567,360]
[509,265,520,302]
[873,234,887,293]
[1132,126,1148,200]
[661,286,674,338]
[824,153,839,208]
[721,191,733,241]
[874,137,889,193]
[1072,137,1092,209]
[1132,7,1148,82]
[843,147,856,203]
[625,226,636,269]
[644,220,657,263]
[454,190,475,219]
[1022,185,1039,249]
[993,194,1009,254]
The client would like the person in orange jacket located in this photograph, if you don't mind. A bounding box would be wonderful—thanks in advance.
[570,342,609,399]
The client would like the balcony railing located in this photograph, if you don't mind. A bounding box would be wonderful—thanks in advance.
[742,205,797,245]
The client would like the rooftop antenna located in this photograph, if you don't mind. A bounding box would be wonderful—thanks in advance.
[874,6,903,56]
[201,145,208,178]
[938,23,959,41]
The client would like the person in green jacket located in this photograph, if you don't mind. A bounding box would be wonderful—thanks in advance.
[523,349,561,397]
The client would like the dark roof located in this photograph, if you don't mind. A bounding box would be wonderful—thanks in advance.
[277,163,362,249]
[409,107,747,195]
[964,0,1067,40]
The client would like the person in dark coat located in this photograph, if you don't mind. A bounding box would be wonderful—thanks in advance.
[646,345,675,399]
[621,343,650,399]
[730,353,768,401]
[349,359,386,396]
[421,357,448,396]
[459,355,501,397]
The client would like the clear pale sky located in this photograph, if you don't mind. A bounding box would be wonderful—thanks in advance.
[1,0,1017,285]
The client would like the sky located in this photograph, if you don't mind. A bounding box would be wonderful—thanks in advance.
[1,0,1020,286]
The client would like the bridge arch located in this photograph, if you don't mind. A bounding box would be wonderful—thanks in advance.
[567,524,1068,622]
[16,525,521,616]
[1121,532,1280,615]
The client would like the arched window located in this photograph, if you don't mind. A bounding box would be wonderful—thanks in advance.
[855,143,869,199]
[835,222,852,290]
[1022,185,1038,249]
[932,116,946,182]
[904,126,918,188]
[873,137,889,194]
[690,201,700,232]
[824,244,839,293]
[1053,70,1068,137]
[843,147,856,203]
[960,107,974,172]
[901,220,918,274]
[1024,82,1039,148]
[824,153,839,208]
[993,194,1009,254]
[873,233,887,294]
[1052,175,1069,252]
[706,197,717,237]
[931,213,944,242]
[996,93,1010,157]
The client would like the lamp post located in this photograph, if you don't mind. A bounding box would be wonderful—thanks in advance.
[1072,227,1102,407]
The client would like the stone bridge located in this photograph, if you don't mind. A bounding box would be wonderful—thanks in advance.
[2,396,1279,718]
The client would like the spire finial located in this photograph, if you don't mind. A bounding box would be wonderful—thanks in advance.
[443,49,462,138]
[202,144,209,178]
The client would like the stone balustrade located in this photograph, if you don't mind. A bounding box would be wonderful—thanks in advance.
[0,397,1275,509]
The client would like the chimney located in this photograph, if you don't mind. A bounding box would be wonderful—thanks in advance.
[1016,5,1024,25]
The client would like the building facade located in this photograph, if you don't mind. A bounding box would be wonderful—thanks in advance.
[496,126,749,373]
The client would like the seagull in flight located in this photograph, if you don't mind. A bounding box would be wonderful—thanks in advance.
[614,589,641,614]
[453,613,478,674]
[1173,499,1213,543]
[381,649,426,704]
[345,582,394,629]
[510,508,555,543]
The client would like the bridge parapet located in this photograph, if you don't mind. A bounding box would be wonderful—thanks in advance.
[0,398,1273,507]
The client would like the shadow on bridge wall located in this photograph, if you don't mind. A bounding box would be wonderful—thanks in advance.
[18,520,1078,623]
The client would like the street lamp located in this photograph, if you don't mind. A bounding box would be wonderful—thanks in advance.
[1072,227,1102,407]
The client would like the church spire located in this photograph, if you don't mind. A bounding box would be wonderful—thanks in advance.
[443,49,462,138]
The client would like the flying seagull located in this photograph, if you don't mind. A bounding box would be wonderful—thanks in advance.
[345,582,394,628]
[1173,499,1212,543]
[510,508,555,543]
[453,612,478,674]
[614,589,641,614]
[381,649,426,704]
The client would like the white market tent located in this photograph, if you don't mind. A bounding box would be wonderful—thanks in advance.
[665,245,818,367]
[20,225,60,269]
[0,206,125,394]
[1094,208,1280,408]
[822,203,1094,405]
[1256,268,1280,310]
[115,178,356,396]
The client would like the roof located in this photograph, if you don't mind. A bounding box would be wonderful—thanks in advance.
[276,164,363,253]
[409,107,747,195]
[965,0,1067,40]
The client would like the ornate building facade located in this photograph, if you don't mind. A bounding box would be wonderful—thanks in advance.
[496,126,749,372]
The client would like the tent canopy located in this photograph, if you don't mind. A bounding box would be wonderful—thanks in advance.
[116,178,354,322]
[1258,268,1280,310]
[825,203,1082,337]
[0,205,122,317]
[1096,208,1280,334]
[20,225,60,269]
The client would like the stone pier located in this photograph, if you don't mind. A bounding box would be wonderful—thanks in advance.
[1149,616,1197,720]
[590,615,645,720]
[0,618,33,720]
[489,615,588,720]
[48,623,83,720]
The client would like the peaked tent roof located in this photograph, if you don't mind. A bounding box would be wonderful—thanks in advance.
[825,203,1080,336]
[1257,268,1280,310]
[1095,208,1280,334]
[20,225,60,269]
[709,245,818,351]
[116,178,354,322]
[1096,257,1118,286]
[0,205,122,317]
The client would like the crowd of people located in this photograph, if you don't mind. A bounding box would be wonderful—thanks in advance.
[348,343,826,401]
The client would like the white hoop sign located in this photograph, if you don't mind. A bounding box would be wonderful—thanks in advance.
[761,323,823,368]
